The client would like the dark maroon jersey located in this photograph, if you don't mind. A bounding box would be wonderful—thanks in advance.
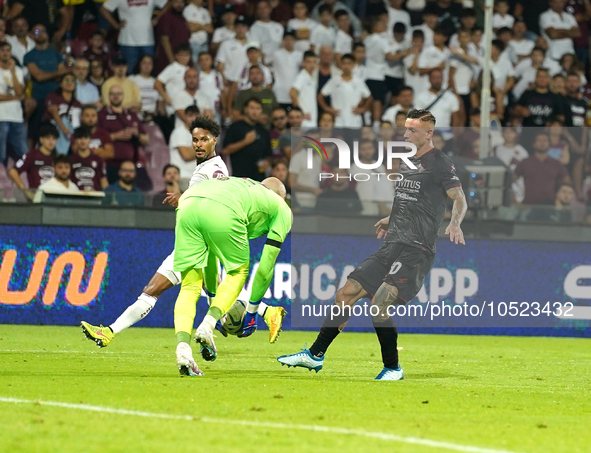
[14,148,56,189]
[70,152,107,191]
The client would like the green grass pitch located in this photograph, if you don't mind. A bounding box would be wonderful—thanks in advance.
[0,324,590,453]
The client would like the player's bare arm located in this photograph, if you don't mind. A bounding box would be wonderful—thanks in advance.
[445,186,467,245]
[374,216,389,239]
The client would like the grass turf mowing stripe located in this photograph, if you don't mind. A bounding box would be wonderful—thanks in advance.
[0,396,518,453]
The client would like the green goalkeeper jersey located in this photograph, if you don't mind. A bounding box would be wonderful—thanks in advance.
[180,176,292,244]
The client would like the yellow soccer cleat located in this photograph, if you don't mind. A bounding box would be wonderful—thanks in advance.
[264,307,286,344]
[80,321,115,348]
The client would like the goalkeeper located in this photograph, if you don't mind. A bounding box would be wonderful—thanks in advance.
[173,176,292,376]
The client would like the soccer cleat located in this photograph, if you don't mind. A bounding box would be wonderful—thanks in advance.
[214,319,228,337]
[194,325,217,362]
[374,366,404,381]
[176,343,203,377]
[277,348,323,373]
[80,321,115,348]
[264,307,287,343]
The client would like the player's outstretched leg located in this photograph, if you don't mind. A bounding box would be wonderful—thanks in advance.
[175,268,205,371]
[195,263,249,361]
[371,282,404,381]
[80,321,115,348]
[176,342,203,376]
[278,279,368,370]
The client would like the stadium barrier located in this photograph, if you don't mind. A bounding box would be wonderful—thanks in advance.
[1,225,589,337]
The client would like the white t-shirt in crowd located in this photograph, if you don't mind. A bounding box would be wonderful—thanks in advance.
[310,24,336,50]
[385,37,410,79]
[169,126,195,179]
[235,61,273,91]
[198,70,223,113]
[183,3,212,45]
[335,30,353,55]
[157,61,189,115]
[320,75,371,128]
[103,0,168,46]
[418,45,451,88]
[212,26,236,45]
[449,47,477,95]
[382,103,411,123]
[490,56,515,104]
[6,35,35,65]
[249,20,284,60]
[0,66,25,122]
[364,33,390,81]
[539,9,577,60]
[129,74,160,114]
[215,38,249,82]
[414,89,459,139]
[492,13,515,29]
[271,48,303,104]
[387,7,411,37]
[288,17,318,51]
[508,38,535,64]
[172,89,215,128]
[411,23,434,47]
[494,143,528,203]
[290,148,321,209]
[352,63,367,81]
[403,50,429,95]
[292,69,318,128]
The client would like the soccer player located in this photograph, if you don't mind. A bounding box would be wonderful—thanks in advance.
[278,109,467,380]
[81,116,286,347]
[173,176,292,376]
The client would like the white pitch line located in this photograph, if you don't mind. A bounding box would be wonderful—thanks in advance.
[0,396,517,453]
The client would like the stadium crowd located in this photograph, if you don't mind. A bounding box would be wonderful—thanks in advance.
[0,0,590,221]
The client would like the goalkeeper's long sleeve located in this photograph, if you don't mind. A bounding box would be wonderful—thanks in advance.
[249,243,281,303]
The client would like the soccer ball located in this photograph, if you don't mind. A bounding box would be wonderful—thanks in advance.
[220,299,248,336]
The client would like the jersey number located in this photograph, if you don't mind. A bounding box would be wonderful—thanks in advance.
[389,262,402,275]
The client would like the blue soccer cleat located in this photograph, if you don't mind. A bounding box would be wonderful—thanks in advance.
[277,348,324,372]
[374,366,404,381]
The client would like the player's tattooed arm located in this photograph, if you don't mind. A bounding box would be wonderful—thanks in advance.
[445,187,467,245]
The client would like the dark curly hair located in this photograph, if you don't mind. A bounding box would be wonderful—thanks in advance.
[190,115,221,137]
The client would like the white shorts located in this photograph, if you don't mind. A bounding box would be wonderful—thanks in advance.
[156,251,181,286]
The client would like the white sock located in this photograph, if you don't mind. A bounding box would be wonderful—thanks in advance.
[110,293,157,334]
[257,302,268,317]
[246,301,259,314]
[201,315,216,332]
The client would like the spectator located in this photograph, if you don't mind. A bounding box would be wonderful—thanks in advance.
[526,182,575,222]
[0,41,27,164]
[102,55,142,112]
[493,0,514,33]
[154,43,192,125]
[271,158,291,204]
[83,31,111,73]
[508,20,535,64]
[513,47,561,99]
[449,8,478,47]
[74,58,100,106]
[350,139,395,216]
[495,127,529,203]
[384,22,411,101]
[310,4,336,52]
[448,29,479,116]
[215,15,250,91]
[290,130,322,211]
[290,50,319,128]
[514,131,570,205]
[196,52,223,120]
[271,30,302,109]
[563,73,587,198]
[490,40,515,107]
[552,73,566,95]
[89,58,106,93]
[288,1,317,52]
[211,4,237,54]
[101,0,168,74]
[232,65,278,126]
[249,0,284,61]
[223,97,272,181]
[456,108,483,159]
[24,24,69,142]
[555,183,575,208]
[169,105,200,179]
[515,0,549,36]
[318,53,371,128]
[316,167,362,214]
[161,163,181,195]
[234,43,273,94]
[155,0,191,74]
[418,28,451,89]
[278,106,304,159]
[269,0,293,26]
[386,0,411,35]
[403,30,428,95]
[69,126,108,191]
[103,159,144,206]
[5,0,52,38]
[352,41,367,81]
[317,45,338,94]
[33,155,80,201]
[5,16,34,66]
[515,68,565,128]
[411,5,438,47]
[334,10,353,65]
[184,0,213,65]
[9,123,58,194]
[546,120,570,166]
[567,0,590,67]
[98,85,150,187]
[540,0,580,61]
[172,68,215,129]
[44,74,83,154]
[414,69,462,139]
[129,55,162,124]
[77,105,115,161]
[269,106,288,159]
[311,0,362,39]
[432,0,464,38]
